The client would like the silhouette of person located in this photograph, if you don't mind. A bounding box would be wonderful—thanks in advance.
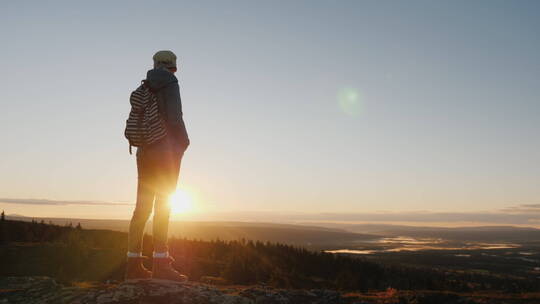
[125,50,189,282]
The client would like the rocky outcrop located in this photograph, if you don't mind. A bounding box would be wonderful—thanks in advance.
[0,276,86,304]
[0,276,348,304]
[2,276,536,304]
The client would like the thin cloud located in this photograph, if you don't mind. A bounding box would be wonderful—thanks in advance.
[521,204,540,208]
[0,198,133,206]
[499,203,540,213]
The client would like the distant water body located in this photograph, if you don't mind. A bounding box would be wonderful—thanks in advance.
[325,236,521,254]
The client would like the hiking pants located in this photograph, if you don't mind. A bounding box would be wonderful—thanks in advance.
[127,147,183,253]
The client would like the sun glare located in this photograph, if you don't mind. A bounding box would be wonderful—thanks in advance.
[168,189,193,214]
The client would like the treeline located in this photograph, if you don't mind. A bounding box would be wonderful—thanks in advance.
[0,218,537,293]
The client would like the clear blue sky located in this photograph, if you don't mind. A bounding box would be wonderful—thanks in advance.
[0,0,539,219]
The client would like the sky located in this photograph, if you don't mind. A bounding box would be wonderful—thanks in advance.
[0,1,539,225]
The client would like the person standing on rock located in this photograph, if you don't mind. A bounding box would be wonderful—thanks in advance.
[124,50,190,282]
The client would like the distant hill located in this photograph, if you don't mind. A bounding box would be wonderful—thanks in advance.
[5,215,377,249]
[298,222,540,242]
[8,214,540,247]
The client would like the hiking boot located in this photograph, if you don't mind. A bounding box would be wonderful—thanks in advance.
[152,256,188,282]
[125,256,152,282]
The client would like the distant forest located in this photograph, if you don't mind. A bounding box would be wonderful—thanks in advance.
[0,216,538,293]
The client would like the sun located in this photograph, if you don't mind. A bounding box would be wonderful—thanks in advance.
[168,189,193,214]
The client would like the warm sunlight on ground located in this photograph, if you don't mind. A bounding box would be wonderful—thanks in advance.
[168,189,194,214]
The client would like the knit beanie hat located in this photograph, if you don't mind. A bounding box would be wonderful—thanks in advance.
[153,50,177,69]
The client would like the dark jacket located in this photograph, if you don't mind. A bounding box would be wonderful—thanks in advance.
[138,68,189,154]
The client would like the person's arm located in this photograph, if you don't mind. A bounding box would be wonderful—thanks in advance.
[161,78,190,150]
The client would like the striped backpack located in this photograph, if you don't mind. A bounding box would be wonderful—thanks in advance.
[124,81,167,154]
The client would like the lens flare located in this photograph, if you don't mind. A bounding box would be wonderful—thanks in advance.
[168,189,193,214]
[337,87,364,117]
